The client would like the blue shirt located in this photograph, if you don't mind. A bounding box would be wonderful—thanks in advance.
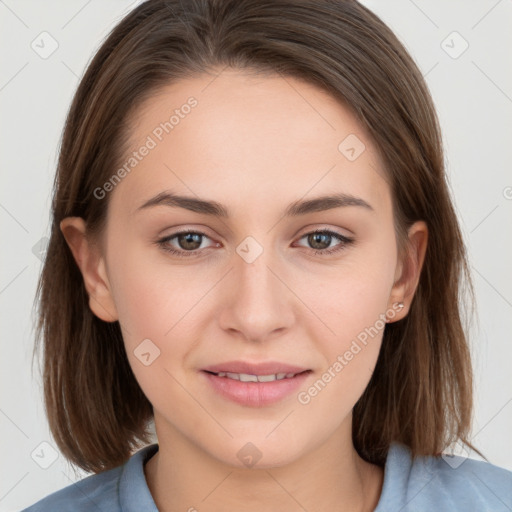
[22,442,512,511]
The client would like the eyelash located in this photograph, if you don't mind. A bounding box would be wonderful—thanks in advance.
[156,228,354,258]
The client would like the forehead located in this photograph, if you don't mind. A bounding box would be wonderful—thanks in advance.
[110,69,390,218]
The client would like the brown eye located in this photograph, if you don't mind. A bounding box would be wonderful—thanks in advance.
[308,232,333,250]
[296,229,354,256]
[157,230,215,258]
[176,232,203,251]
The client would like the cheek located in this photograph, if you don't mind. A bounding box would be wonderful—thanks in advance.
[293,282,391,437]
[107,237,205,334]
[107,249,208,413]
[300,236,396,343]
[295,235,396,396]
[105,241,215,391]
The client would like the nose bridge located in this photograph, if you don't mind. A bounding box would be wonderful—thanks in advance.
[220,234,292,340]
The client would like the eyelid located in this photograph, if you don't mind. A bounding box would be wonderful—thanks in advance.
[295,224,353,239]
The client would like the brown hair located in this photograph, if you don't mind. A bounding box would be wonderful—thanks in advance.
[33,0,479,473]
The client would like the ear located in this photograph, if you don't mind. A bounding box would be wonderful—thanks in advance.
[60,217,118,323]
[387,220,428,322]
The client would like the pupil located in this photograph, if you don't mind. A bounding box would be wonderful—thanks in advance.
[179,233,201,250]
[309,232,330,250]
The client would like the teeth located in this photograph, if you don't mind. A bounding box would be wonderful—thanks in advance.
[214,371,298,382]
[239,373,258,382]
[257,374,278,382]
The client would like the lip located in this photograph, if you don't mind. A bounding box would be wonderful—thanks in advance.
[201,360,309,375]
[200,361,312,407]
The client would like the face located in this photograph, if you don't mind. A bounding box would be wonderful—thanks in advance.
[74,69,415,469]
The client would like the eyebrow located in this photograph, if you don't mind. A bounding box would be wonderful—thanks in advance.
[136,191,374,217]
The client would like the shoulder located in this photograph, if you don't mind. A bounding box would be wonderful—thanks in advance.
[376,442,512,511]
[21,444,159,512]
[21,466,122,512]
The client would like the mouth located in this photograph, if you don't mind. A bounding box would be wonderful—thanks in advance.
[200,365,313,407]
[203,369,310,382]
[201,360,310,376]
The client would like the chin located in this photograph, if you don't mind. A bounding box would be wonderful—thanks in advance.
[207,433,309,470]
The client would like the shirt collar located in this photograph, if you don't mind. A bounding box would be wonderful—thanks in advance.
[119,443,160,512]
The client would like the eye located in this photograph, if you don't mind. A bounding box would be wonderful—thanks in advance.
[156,228,354,259]
[156,230,217,258]
[295,229,354,256]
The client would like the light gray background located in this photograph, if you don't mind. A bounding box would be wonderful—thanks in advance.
[1,1,511,510]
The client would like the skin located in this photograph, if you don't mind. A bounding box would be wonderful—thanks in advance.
[61,68,427,512]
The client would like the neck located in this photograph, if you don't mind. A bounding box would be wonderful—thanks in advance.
[144,415,384,512]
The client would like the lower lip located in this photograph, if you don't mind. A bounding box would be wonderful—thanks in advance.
[201,370,312,407]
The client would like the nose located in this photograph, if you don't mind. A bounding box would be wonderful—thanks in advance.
[217,242,295,343]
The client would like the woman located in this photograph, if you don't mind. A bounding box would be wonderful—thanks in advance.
[25,0,512,510]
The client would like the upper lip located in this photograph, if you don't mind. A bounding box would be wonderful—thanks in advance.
[202,361,310,376]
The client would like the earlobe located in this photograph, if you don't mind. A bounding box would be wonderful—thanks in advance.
[387,221,428,322]
[60,217,119,323]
